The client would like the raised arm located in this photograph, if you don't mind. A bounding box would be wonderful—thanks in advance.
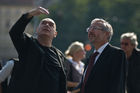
[27,7,49,18]
[9,7,49,54]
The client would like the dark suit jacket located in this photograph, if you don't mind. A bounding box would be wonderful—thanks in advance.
[127,48,140,93]
[80,44,127,93]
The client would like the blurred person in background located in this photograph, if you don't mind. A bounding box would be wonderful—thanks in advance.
[64,41,86,93]
[120,32,140,93]
[0,58,18,93]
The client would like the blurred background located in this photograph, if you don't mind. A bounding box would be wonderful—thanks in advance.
[0,0,140,61]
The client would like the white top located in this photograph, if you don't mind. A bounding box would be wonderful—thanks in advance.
[0,60,14,83]
[68,58,85,74]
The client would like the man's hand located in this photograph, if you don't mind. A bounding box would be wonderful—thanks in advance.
[27,6,49,18]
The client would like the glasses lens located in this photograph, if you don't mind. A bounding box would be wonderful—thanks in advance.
[86,26,104,32]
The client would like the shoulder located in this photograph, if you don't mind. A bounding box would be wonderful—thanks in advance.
[106,44,125,56]
[24,33,33,42]
[133,48,140,55]
[80,61,85,67]
[53,46,65,57]
[109,44,124,52]
[135,48,140,52]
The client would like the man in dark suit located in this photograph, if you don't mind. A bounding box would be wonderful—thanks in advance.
[120,32,140,93]
[80,18,127,93]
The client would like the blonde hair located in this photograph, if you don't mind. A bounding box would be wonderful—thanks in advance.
[65,41,84,57]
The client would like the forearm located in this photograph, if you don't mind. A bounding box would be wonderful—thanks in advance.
[9,13,33,53]
[9,13,33,37]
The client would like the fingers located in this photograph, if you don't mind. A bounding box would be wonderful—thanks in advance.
[38,7,49,15]
[27,7,49,18]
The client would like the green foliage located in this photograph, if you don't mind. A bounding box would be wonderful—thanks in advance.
[38,0,140,51]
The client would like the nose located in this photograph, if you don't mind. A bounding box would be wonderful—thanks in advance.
[45,23,49,26]
[87,28,92,32]
[121,45,126,50]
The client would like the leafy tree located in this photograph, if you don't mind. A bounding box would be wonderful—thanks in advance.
[38,0,140,52]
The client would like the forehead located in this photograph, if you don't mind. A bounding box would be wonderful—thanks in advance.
[41,18,55,24]
[91,21,104,27]
[121,38,131,43]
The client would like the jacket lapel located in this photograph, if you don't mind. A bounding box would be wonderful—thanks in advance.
[86,44,112,83]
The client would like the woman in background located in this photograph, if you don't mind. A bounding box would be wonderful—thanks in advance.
[65,41,86,93]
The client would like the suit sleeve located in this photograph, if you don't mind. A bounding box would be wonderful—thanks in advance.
[9,13,33,55]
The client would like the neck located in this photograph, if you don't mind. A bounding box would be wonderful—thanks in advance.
[94,42,107,50]
[72,57,80,64]
[126,51,132,59]
[37,37,52,47]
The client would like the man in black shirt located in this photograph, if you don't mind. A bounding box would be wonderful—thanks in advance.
[9,7,66,93]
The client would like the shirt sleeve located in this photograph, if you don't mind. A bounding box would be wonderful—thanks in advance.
[9,13,33,55]
[0,60,14,83]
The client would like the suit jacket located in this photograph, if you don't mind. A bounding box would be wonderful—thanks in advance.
[127,48,140,93]
[80,44,127,93]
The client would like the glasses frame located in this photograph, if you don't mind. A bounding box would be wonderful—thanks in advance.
[120,42,129,46]
[86,26,105,32]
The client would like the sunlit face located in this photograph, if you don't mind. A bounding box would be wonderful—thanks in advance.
[120,38,135,55]
[37,18,57,39]
[87,22,109,45]
[74,48,86,60]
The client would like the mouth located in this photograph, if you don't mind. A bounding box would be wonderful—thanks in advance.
[42,28,50,32]
[88,33,95,38]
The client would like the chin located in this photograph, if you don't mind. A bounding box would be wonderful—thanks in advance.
[89,40,94,43]
[39,34,49,38]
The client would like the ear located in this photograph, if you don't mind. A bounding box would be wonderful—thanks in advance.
[54,31,57,38]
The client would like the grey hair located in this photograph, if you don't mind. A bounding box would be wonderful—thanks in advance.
[121,32,138,47]
[65,41,84,57]
[91,18,113,41]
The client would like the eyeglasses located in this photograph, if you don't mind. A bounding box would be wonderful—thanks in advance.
[86,26,104,32]
[121,42,129,46]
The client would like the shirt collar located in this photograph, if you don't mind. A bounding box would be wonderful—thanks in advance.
[94,42,109,54]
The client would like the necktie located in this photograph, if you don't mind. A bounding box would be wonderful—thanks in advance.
[81,51,99,93]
